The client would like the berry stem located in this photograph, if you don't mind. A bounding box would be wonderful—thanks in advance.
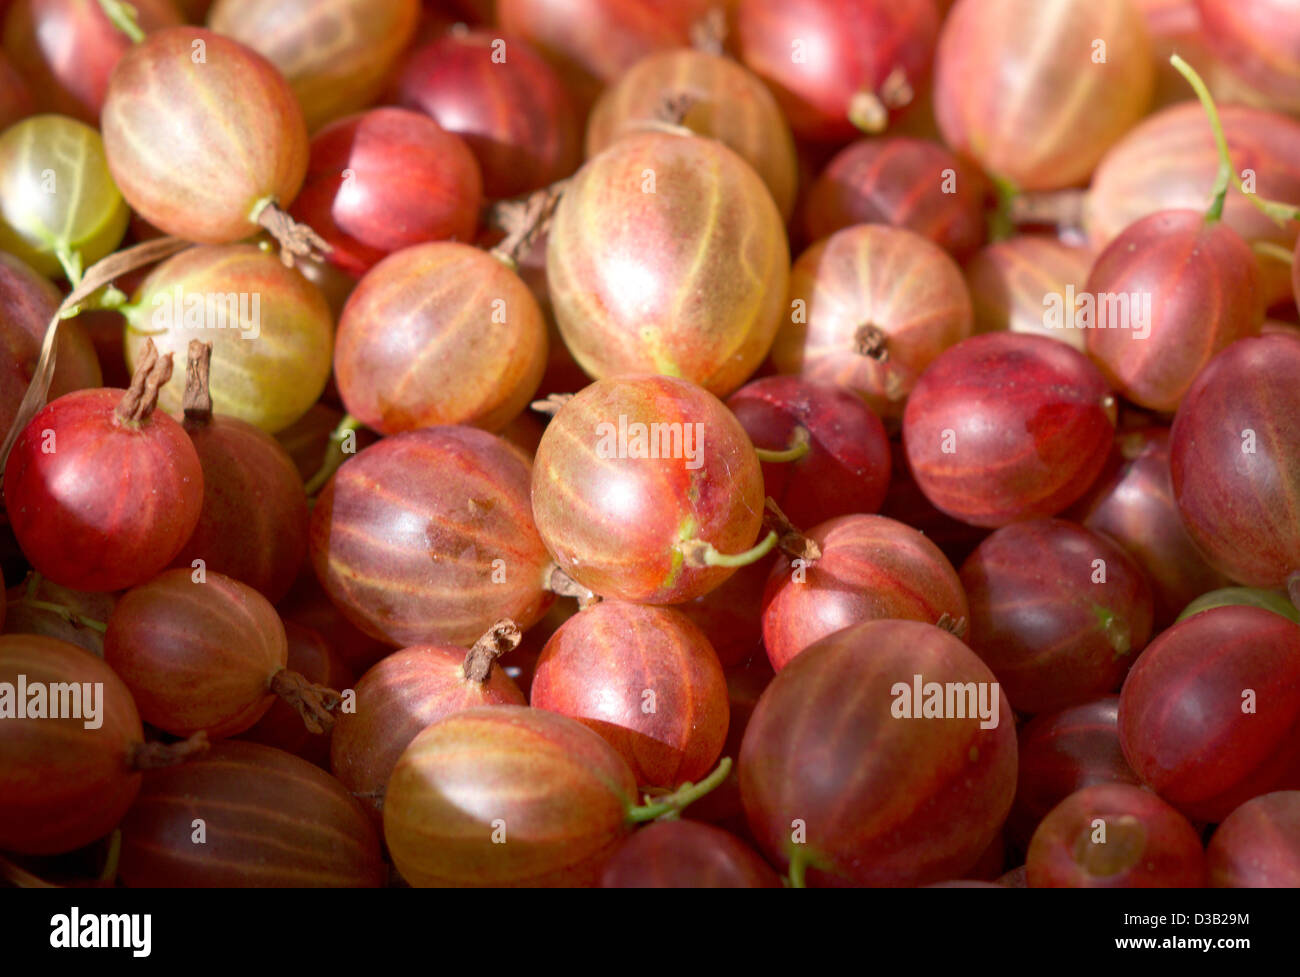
[304,413,363,495]
[97,830,122,885]
[1171,55,1300,226]
[115,338,172,424]
[0,854,58,889]
[764,497,821,562]
[15,598,108,633]
[181,339,214,426]
[544,565,600,607]
[1253,240,1296,265]
[268,669,342,734]
[678,530,778,568]
[250,198,331,266]
[626,757,732,822]
[753,426,811,464]
[96,0,145,43]
[130,732,210,770]
[786,848,810,889]
[461,619,522,684]
[486,180,570,269]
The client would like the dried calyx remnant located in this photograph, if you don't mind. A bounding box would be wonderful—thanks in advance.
[269,670,342,735]
[182,339,214,424]
[115,338,172,425]
[486,180,570,269]
[253,200,331,267]
[461,619,523,683]
[131,731,210,770]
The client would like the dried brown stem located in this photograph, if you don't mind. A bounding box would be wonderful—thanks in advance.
[689,6,728,55]
[530,392,575,417]
[854,324,890,361]
[546,565,600,608]
[461,619,523,684]
[1007,189,1087,230]
[182,339,213,425]
[763,498,822,563]
[130,731,210,771]
[936,612,969,639]
[487,179,571,267]
[115,338,173,424]
[256,202,331,266]
[269,669,342,734]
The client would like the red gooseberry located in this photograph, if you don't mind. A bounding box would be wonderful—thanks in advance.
[600,820,781,889]
[531,601,729,789]
[959,519,1154,715]
[726,375,891,529]
[4,339,203,594]
[104,569,339,739]
[530,375,766,605]
[761,514,968,672]
[329,620,527,823]
[310,426,555,648]
[118,740,385,887]
[902,332,1118,528]
[1026,783,1205,888]
[1206,791,1300,888]
[1118,605,1300,822]
[740,619,1017,887]
[288,108,483,278]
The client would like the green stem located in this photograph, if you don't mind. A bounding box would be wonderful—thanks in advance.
[626,757,732,823]
[54,244,83,288]
[1168,56,1232,222]
[25,601,108,633]
[787,848,810,889]
[98,830,122,885]
[60,284,129,321]
[754,427,811,464]
[679,530,778,569]
[97,0,145,43]
[304,414,363,496]
[1253,240,1296,265]
[987,174,1019,243]
[1171,54,1300,226]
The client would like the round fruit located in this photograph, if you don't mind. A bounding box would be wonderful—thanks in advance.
[736,0,940,143]
[934,0,1153,190]
[547,130,788,397]
[902,332,1117,528]
[965,235,1092,352]
[173,340,309,603]
[2,0,181,124]
[329,623,527,822]
[761,514,968,672]
[104,569,339,739]
[803,136,987,259]
[496,0,716,107]
[600,821,781,888]
[1206,791,1300,887]
[530,375,765,604]
[1072,427,1230,628]
[1084,210,1261,412]
[0,113,127,279]
[1118,605,1300,822]
[1170,335,1300,588]
[4,340,203,593]
[288,108,483,277]
[1026,783,1205,888]
[959,519,1154,715]
[101,27,309,244]
[726,376,891,529]
[333,242,546,434]
[740,619,1016,887]
[772,224,972,424]
[383,706,639,887]
[0,635,146,854]
[118,741,384,887]
[208,0,420,132]
[531,601,728,789]
[676,558,771,669]
[1196,0,1300,114]
[122,244,334,434]
[310,426,555,647]
[397,29,579,201]
[585,48,797,220]
[1009,696,1141,853]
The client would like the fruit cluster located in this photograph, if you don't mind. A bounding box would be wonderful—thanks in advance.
[1,0,1300,890]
